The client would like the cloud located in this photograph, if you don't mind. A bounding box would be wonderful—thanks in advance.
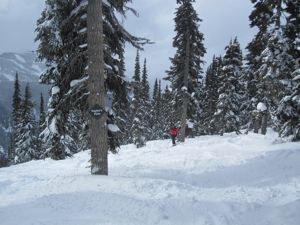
[0,0,10,14]
[0,1,44,53]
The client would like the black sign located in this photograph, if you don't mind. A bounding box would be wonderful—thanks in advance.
[89,104,105,119]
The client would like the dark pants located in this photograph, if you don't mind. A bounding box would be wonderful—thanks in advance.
[171,135,176,145]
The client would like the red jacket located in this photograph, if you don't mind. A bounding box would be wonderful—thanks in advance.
[169,128,179,136]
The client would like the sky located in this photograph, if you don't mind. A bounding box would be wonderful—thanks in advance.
[0,0,256,87]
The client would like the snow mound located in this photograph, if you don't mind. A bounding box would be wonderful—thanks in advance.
[0,130,300,225]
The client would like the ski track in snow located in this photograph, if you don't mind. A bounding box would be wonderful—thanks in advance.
[0,130,300,225]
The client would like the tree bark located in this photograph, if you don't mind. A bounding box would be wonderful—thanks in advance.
[253,111,260,134]
[88,0,108,175]
[179,33,190,142]
[261,112,268,135]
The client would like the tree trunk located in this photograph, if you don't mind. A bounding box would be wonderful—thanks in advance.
[261,112,268,135]
[253,111,260,134]
[88,0,108,175]
[179,33,190,142]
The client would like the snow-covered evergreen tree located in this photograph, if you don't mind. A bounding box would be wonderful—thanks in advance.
[285,0,300,60]
[39,93,46,133]
[36,0,149,157]
[15,84,39,163]
[36,93,46,158]
[10,73,22,162]
[140,58,152,140]
[276,69,300,141]
[200,56,222,135]
[112,52,131,145]
[212,38,243,135]
[257,30,295,116]
[247,0,299,131]
[130,51,147,148]
[151,79,163,140]
[161,85,174,138]
[165,0,206,142]
[36,0,85,159]
[244,0,274,130]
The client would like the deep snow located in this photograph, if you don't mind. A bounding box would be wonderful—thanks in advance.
[0,130,299,225]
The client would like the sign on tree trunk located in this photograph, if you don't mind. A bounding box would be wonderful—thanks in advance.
[87,0,108,175]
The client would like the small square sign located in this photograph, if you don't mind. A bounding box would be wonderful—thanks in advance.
[89,104,105,119]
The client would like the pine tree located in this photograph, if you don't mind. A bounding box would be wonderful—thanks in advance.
[276,69,300,141]
[161,85,175,138]
[200,56,222,135]
[36,93,46,158]
[257,30,295,116]
[112,52,131,145]
[130,51,147,148]
[39,93,46,133]
[275,1,300,141]
[150,79,159,138]
[36,0,149,158]
[36,0,85,160]
[212,38,244,135]
[245,0,275,130]
[10,72,22,162]
[142,58,150,102]
[151,79,163,140]
[247,0,298,132]
[165,0,206,142]
[15,84,39,163]
[140,58,152,140]
[285,0,300,60]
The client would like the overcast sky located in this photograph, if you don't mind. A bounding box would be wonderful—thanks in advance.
[0,0,256,87]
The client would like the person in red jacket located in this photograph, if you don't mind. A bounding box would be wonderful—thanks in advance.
[169,125,179,146]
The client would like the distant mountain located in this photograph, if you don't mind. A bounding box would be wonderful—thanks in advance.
[0,52,48,153]
[0,52,45,82]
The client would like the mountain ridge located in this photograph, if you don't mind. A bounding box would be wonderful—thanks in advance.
[0,51,45,82]
[0,52,48,151]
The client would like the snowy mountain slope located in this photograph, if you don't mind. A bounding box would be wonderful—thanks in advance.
[0,130,299,225]
[0,52,48,151]
[0,52,44,82]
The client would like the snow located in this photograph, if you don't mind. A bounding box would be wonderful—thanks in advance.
[187,120,194,128]
[293,74,300,81]
[49,118,58,134]
[108,124,120,133]
[14,54,26,64]
[31,64,44,75]
[2,72,15,81]
[79,43,87,49]
[0,130,300,225]
[78,27,87,34]
[70,0,88,17]
[80,14,87,20]
[257,102,267,112]
[51,86,60,95]
[283,96,291,102]
[70,76,88,88]
[103,0,110,6]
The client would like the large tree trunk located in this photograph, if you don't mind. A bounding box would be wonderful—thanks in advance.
[88,0,108,175]
[179,33,190,142]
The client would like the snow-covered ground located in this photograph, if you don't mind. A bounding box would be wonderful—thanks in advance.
[0,130,300,225]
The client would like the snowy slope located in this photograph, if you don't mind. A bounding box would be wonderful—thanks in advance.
[0,52,47,151]
[0,130,299,225]
[0,52,44,82]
